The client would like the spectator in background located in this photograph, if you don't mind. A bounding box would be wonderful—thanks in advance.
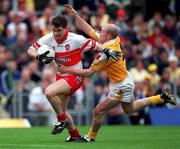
[18,0,34,12]
[6,11,28,45]
[128,49,144,69]
[148,64,160,88]
[157,50,169,75]
[167,55,180,83]
[28,78,54,126]
[139,37,152,59]
[156,68,172,97]
[0,0,11,15]
[90,3,109,29]
[123,21,139,44]
[48,0,63,16]
[130,60,149,83]
[41,65,56,83]
[148,23,168,47]
[116,8,128,35]
[8,33,28,59]
[16,51,30,71]
[19,67,36,92]
[1,60,21,116]
[145,46,160,66]
[175,22,180,58]
[148,12,164,33]
[0,93,9,118]
[38,7,53,35]
[94,71,108,87]
[28,20,42,45]
[132,13,145,35]
[163,15,177,40]
[0,15,8,46]
[6,11,28,46]
[1,60,21,96]
[27,60,41,83]
[165,38,176,56]
[0,45,8,75]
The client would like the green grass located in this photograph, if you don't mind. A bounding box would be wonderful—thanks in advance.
[0,126,180,149]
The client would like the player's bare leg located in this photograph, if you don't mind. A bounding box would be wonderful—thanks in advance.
[80,97,119,142]
[80,90,176,142]
[60,95,81,142]
[45,79,81,139]
[121,90,176,114]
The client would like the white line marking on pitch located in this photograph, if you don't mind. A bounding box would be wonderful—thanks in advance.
[0,144,67,148]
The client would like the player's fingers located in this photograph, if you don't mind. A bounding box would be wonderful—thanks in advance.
[43,50,50,56]
[64,4,73,11]
[112,55,119,61]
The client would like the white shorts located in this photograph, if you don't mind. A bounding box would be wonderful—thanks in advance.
[108,72,135,103]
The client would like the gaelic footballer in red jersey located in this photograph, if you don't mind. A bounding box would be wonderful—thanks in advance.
[27,15,98,142]
[27,14,120,142]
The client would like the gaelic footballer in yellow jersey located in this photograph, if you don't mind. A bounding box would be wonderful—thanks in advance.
[63,4,176,143]
[89,29,128,83]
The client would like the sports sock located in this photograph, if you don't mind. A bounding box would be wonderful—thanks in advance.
[57,113,66,121]
[87,127,97,139]
[149,95,163,105]
[69,128,80,138]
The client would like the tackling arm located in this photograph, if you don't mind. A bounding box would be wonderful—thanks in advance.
[65,4,99,41]
[59,66,96,77]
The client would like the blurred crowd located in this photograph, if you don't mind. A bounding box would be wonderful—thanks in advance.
[0,0,180,125]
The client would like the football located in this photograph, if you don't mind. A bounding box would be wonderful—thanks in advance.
[37,45,55,58]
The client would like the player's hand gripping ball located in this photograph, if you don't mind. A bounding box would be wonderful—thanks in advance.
[36,45,55,64]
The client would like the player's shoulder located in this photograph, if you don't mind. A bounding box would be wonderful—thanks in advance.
[37,32,53,43]
[68,32,86,41]
[41,32,53,39]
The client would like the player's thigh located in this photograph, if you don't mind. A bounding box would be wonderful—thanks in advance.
[46,79,71,96]
[121,97,134,114]
[95,97,119,115]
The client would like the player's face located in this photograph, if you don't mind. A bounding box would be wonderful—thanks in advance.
[52,26,66,40]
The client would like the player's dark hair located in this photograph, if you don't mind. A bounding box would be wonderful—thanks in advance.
[51,15,67,28]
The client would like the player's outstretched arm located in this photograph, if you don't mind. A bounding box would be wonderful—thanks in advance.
[59,66,96,77]
[65,4,96,40]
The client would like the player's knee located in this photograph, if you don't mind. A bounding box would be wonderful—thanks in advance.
[93,108,103,118]
[45,87,54,99]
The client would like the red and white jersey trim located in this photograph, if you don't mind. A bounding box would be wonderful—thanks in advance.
[30,32,97,75]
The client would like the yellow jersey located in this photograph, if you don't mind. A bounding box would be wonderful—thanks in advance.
[90,29,128,83]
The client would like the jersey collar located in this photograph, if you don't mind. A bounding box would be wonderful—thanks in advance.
[55,30,68,44]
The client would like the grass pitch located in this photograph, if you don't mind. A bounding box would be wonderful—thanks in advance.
[0,126,180,149]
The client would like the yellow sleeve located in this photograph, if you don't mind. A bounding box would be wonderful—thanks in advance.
[90,53,107,71]
[89,29,100,41]
[91,61,106,72]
